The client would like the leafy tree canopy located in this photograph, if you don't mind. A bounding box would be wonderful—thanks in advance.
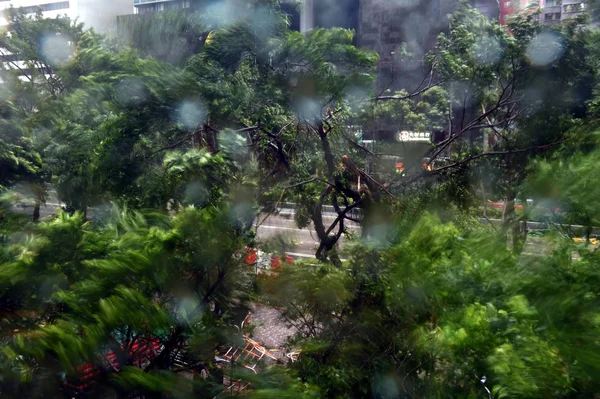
[1,2,600,398]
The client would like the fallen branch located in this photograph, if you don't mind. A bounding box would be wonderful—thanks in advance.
[429,140,567,175]
[392,139,568,188]
[325,200,363,236]
[284,177,334,189]
[149,129,202,157]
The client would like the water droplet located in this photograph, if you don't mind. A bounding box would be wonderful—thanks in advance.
[40,34,74,68]
[526,32,564,67]
[472,35,503,66]
[115,78,147,106]
[176,100,207,130]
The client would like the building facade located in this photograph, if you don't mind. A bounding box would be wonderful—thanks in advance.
[357,0,460,93]
[0,0,131,33]
[133,0,192,14]
[559,0,588,20]
[500,0,541,24]
[542,0,563,23]
[472,0,500,20]
[504,0,590,25]
[0,0,75,26]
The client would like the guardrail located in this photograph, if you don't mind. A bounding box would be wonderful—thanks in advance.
[278,202,363,220]
[479,218,600,235]
[276,203,599,234]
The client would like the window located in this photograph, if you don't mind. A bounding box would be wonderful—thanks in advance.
[563,2,586,13]
[544,11,561,20]
[136,0,191,13]
[165,0,191,9]
[545,0,561,6]
[20,1,69,14]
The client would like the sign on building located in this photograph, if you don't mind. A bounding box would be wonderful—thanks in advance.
[396,131,432,142]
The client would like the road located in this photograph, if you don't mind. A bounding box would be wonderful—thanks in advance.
[10,189,64,219]
[10,194,357,258]
[255,210,360,258]
[12,196,581,260]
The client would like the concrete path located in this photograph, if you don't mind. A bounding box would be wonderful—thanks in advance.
[248,304,298,350]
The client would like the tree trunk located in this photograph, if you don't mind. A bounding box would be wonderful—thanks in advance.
[205,124,218,154]
[585,219,592,244]
[515,195,529,254]
[502,187,515,248]
[503,187,526,253]
[32,200,40,222]
[360,197,375,239]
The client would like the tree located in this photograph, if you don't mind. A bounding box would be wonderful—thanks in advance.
[3,3,600,398]
[250,5,600,398]
[116,10,211,66]
[371,4,597,252]
[0,97,45,221]
[0,204,255,397]
[262,209,600,398]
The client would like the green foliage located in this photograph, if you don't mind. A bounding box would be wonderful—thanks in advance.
[3,2,600,398]
[0,205,251,396]
[116,10,209,66]
[528,133,600,228]
[0,139,42,191]
[260,213,600,398]
[364,85,449,134]
[401,2,599,219]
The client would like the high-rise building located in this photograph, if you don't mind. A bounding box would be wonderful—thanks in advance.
[502,1,589,25]
[471,0,501,20]
[541,0,563,23]
[355,0,461,92]
[560,0,588,20]
[133,0,192,14]
[0,0,132,34]
[500,0,544,25]
[0,0,76,26]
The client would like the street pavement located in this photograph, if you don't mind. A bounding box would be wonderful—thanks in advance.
[9,193,359,258]
[248,303,298,350]
[255,210,360,258]
[10,190,64,219]
[11,195,566,260]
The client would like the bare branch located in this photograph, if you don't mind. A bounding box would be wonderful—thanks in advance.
[376,79,446,101]
[149,129,202,157]
[342,155,396,199]
[442,141,566,175]
[325,200,363,237]
[284,177,334,189]
[341,130,375,155]
[429,98,520,163]
[390,140,567,188]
